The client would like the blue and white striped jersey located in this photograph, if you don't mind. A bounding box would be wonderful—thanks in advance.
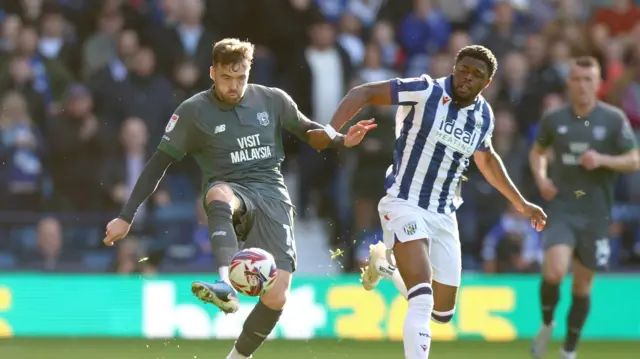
[384,74,495,214]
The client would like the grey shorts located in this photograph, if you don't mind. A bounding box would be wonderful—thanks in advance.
[203,181,297,273]
[542,214,611,271]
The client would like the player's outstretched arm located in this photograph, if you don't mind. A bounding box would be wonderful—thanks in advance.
[474,145,547,232]
[277,88,376,151]
[328,80,393,132]
[103,149,175,245]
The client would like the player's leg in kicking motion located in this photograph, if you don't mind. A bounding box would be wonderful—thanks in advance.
[191,183,241,313]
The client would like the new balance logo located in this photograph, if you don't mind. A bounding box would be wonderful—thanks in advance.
[215,125,226,134]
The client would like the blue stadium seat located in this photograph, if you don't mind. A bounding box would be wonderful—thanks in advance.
[164,174,197,202]
[154,201,196,222]
[82,251,115,271]
[0,252,16,269]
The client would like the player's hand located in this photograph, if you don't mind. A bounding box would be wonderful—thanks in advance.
[103,218,131,246]
[516,201,547,232]
[536,177,558,201]
[580,149,602,170]
[344,119,377,148]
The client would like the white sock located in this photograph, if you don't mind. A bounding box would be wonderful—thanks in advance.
[378,250,408,298]
[391,269,408,299]
[403,283,434,359]
[219,266,230,283]
[227,346,249,359]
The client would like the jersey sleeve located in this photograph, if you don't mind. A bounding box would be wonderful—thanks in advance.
[157,100,201,160]
[389,75,432,105]
[476,102,495,152]
[534,111,555,149]
[275,88,307,132]
[614,111,638,153]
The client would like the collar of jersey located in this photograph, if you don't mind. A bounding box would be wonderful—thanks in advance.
[443,75,481,111]
[209,86,251,110]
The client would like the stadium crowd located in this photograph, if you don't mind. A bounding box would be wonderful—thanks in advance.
[0,0,639,274]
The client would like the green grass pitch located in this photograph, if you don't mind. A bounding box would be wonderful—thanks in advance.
[2,339,638,359]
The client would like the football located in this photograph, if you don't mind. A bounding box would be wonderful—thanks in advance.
[229,248,278,297]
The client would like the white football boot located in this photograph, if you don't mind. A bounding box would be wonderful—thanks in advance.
[361,241,395,290]
[560,349,577,359]
[531,322,555,359]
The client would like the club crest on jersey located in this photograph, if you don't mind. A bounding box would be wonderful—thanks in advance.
[165,114,179,133]
[593,126,606,141]
[475,118,483,131]
[403,222,417,236]
[257,112,269,126]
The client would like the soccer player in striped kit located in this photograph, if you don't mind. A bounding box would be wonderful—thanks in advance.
[311,45,548,359]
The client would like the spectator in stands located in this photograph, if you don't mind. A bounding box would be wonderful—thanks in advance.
[10,0,46,26]
[47,84,110,212]
[0,14,22,53]
[120,47,174,147]
[482,205,543,274]
[428,51,453,78]
[358,42,399,83]
[347,0,384,29]
[399,0,450,76]
[337,12,365,67]
[592,0,640,37]
[36,217,63,271]
[88,29,139,121]
[1,25,74,116]
[81,9,123,79]
[370,20,401,69]
[291,17,351,220]
[38,6,80,78]
[472,0,526,60]
[150,0,217,79]
[102,117,170,234]
[0,91,44,211]
[0,55,46,129]
[171,58,204,104]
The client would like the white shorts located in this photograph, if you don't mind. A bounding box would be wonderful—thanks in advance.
[378,195,461,287]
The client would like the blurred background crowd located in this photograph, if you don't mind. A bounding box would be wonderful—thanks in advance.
[0,0,639,275]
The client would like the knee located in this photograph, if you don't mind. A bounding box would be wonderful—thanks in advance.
[572,276,593,297]
[260,287,288,310]
[205,184,234,205]
[260,270,291,310]
[543,266,566,285]
[431,307,456,324]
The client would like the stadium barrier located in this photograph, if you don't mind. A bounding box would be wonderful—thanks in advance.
[0,274,638,340]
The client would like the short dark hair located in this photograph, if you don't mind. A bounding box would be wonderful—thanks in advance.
[454,45,498,79]
[572,56,601,74]
[211,38,254,67]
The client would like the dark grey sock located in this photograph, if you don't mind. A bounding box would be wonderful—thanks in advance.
[564,294,590,352]
[540,279,560,326]
[235,300,282,357]
[206,200,238,268]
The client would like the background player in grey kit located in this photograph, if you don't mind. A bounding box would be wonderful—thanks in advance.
[529,56,640,359]
[102,38,375,359]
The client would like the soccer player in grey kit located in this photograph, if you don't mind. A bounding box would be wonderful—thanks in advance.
[102,38,375,359]
[529,57,639,359]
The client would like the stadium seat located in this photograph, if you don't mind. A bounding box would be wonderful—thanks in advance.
[82,251,115,271]
[0,252,16,269]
